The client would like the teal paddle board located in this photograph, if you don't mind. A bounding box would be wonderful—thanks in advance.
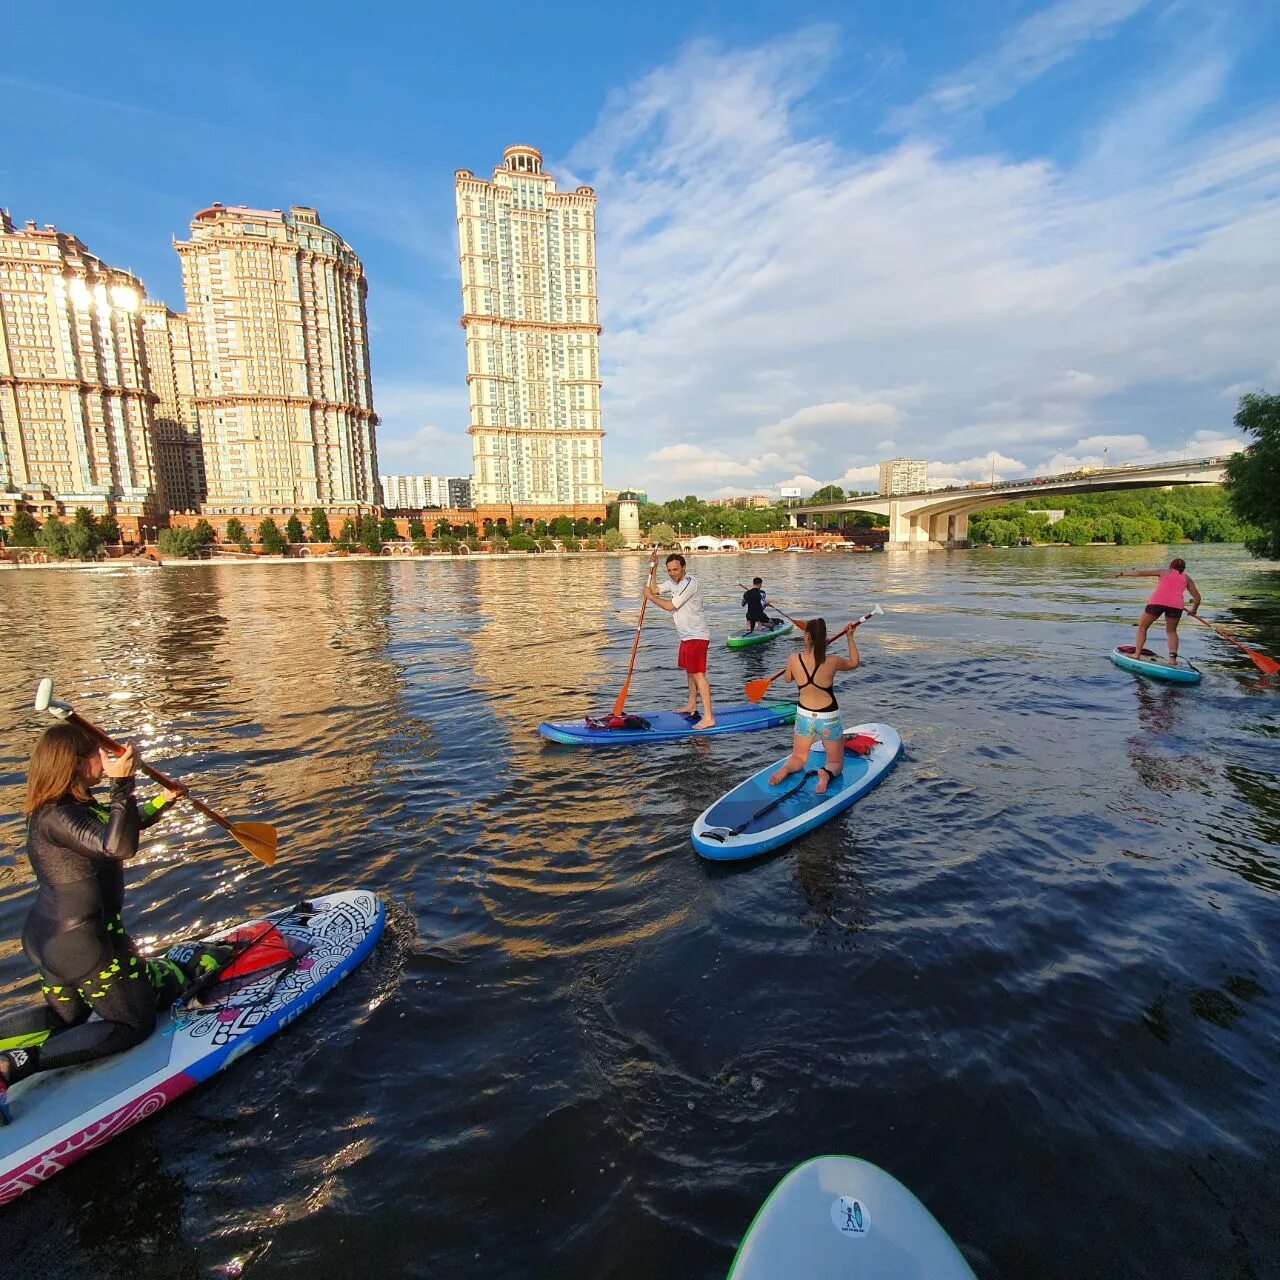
[539,702,796,746]
[726,621,790,650]
[728,1155,977,1278]
[1110,645,1201,684]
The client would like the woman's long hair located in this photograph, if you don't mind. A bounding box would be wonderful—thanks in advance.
[24,722,97,816]
[804,617,828,666]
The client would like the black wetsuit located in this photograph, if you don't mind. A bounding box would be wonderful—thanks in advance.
[742,587,771,626]
[0,780,182,1088]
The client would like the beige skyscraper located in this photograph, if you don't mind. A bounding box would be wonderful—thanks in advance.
[0,211,160,514]
[141,301,204,511]
[455,146,604,507]
[175,204,379,509]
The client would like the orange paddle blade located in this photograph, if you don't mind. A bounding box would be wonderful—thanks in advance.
[1188,613,1280,675]
[744,678,773,703]
[228,821,278,866]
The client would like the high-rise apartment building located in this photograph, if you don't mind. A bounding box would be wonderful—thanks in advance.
[380,473,473,510]
[454,146,603,507]
[175,204,378,509]
[141,301,204,511]
[878,458,929,496]
[0,211,161,515]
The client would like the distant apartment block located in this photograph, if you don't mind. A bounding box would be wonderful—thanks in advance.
[141,302,205,511]
[604,487,648,505]
[706,494,773,508]
[380,473,474,509]
[455,146,603,507]
[175,204,378,509]
[878,458,928,496]
[0,211,161,515]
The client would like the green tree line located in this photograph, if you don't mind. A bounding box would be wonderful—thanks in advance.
[969,485,1251,546]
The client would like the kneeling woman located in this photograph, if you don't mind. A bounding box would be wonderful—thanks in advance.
[0,723,183,1122]
[769,618,862,794]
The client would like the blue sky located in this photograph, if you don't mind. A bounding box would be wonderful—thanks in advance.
[4,0,1278,498]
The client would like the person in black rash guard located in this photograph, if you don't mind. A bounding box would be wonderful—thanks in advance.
[739,577,774,633]
[0,721,187,1122]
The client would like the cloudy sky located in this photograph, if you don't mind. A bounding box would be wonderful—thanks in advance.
[6,0,1277,498]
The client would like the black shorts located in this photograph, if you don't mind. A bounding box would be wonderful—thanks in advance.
[1143,605,1183,620]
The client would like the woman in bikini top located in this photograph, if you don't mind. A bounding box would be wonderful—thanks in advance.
[770,617,863,795]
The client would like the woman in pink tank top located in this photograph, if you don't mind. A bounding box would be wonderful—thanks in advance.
[1113,557,1201,664]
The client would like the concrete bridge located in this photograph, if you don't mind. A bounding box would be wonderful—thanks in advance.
[789,456,1228,549]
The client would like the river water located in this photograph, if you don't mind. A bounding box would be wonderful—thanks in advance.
[1,544,1277,1279]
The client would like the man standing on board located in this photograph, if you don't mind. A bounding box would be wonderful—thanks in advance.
[646,554,715,729]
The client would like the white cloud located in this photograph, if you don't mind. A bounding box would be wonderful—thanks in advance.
[888,0,1152,134]
[576,27,1276,498]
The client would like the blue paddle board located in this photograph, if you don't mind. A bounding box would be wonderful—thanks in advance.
[538,702,796,746]
[1110,645,1201,684]
[0,890,384,1204]
[728,1155,976,1278]
[693,723,902,859]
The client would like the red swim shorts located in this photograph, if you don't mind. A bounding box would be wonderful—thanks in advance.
[677,639,710,675]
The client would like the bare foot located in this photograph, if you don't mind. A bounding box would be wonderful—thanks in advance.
[768,767,790,785]
[693,717,717,730]
[674,704,697,715]
[816,767,841,794]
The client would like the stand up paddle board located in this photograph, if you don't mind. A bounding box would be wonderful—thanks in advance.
[693,723,902,860]
[726,622,790,650]
[1110,645,1202,684]
[728,1155,976,1278]
[0,890,384,1204]
[538,702,796,746]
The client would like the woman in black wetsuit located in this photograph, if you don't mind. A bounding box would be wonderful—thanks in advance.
[0,722,185,1122]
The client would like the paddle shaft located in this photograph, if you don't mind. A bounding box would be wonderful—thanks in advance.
[56,709,244,832]
[612,557,658,718]
[1186,611,1280,674]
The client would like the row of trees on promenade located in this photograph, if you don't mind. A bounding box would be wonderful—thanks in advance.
[2,507,122,558]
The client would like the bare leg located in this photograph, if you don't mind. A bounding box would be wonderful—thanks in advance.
[675,672,696,715]
[692,673,716,729]
[1166,616,1180,661]
[815,737,845,794]
[1133,610,1155,656]
[770,732,813,784]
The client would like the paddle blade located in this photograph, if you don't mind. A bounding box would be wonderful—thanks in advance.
[744,677,773,703]
[1255,653,1280,676]
[229,821,278,865]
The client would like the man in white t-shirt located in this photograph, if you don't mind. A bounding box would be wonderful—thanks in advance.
[645,553,715,729]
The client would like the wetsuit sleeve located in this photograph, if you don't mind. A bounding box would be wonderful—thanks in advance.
[43,780,142,861]
[138,793,174,830]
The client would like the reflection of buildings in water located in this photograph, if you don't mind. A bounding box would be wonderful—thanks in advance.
[7,566,401,837]
[468,557,612,723]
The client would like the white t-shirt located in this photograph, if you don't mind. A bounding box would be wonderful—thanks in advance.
[660,573,710,642]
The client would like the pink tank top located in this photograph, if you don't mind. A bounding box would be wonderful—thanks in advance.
[1147,569,1187,609]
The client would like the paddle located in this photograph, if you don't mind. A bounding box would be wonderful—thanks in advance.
[608,554,659,720]
[33,678,278,865]
[744,606,885,702]
[701,770,818,842]
[1186,613,1280,675]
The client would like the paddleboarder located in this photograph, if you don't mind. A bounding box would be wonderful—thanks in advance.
[645,553,715,729]
[0,723,187,1122]
[737,577,774,633]
[1114,558,1201,664]
[769,618,862,793]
